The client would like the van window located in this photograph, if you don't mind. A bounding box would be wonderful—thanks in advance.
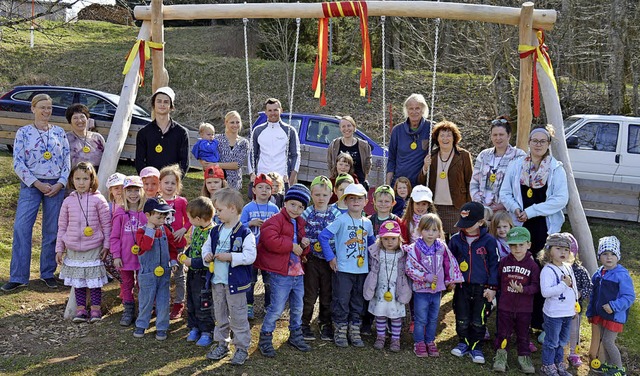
[307,120,341,145]
[628,124,640,154]
[571,122,619,152]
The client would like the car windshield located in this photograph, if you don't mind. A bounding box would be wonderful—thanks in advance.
[102,92,150,118]
[564,116,583,132]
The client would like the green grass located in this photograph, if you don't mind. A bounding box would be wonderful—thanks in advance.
[0,148,638,375]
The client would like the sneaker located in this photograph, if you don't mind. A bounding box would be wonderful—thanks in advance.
[605,366,627,376]
[540,364,560,376]
[156,330,168,340]
[518,355,535,374]
[40,277,58,289]
[207,344,230,360]
[196,332,213,347]
[451,342,470,357]
[556,362,572,376]
[592,362,616,374]
[301,326,316,341]
[73,309,89,323]
[89,309,102,323]
[1,282,28,292]
[529,341,538,353]
[320,324,333,341]
[247,304,255,320]
[568,354,583,367]
[133,327,145,338]
[230,348,249,366]
[389,338,401,352]
[186,328,200,342]
[493,349,507,372]
[373,336,385,350]
[170,303,184,320]
[426,341,440,357]
[414,342,428,357]
[470,349,486,364]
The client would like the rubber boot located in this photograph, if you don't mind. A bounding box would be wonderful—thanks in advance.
[258,332,276,358]
[120,302,135,327]
[287,328,312,352]
[333,323,348,348]
[348,322,365,347]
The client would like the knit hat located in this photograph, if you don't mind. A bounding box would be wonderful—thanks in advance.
[123,176,144,189]
[254,173,273,187]
[140,166,160,179]
[152,86,175,107]
[106,172,126,188]
[598,236,621,259]
[339,183,368,202]
[143,197,175,214]
[311,175,333,191]
[284,184,311,208]
[564,232,579,256]
[545,233,571,249]
[374,184,395,199]
[379,220,401,238]
[204,165,224,180]
[454,201,485,229]
[334,173,355,190]
[411,185,433,203]
[506,227,531,244]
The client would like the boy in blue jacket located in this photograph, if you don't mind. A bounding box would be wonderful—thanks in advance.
[448,201,499,365]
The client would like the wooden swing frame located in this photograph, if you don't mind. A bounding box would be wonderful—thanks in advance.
[98,0,597,273]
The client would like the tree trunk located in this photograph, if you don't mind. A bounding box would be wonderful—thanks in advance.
[607,0,626,114]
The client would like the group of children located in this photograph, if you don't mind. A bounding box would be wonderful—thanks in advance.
[52,161,635,374]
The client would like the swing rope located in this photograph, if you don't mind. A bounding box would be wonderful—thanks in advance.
[288,16,301,125]
[243,15,256,174]
[426,7,441,184]
[381,14,387,179]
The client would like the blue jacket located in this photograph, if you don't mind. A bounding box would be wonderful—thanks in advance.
[586,265,635,324]
[448,227,499,288]
[205,222,255,294]
[387,118,431,187]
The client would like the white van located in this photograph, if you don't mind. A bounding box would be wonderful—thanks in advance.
[564,115,640,184]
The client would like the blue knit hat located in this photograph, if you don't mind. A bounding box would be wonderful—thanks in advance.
[285,183,311,208]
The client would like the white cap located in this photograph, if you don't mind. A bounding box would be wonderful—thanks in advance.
[411,185,433,203]
[152,86,175,106]
[339,183,368,202]
[106,173,126,188]
[140,166,160,179]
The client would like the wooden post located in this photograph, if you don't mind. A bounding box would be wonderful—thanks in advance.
[537,62,598,274]
[151,0,169,95]
[516,2,534,150]
[97,21,151,194]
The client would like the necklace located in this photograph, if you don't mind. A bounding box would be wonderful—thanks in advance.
[75,131,91,153]
[350,214,365,267]
[76,192,93,236]
[382,249,398,301]
[438,148,454,179]
[126,210,142,254]
[410,132,419,150]
[489,151,504,183]
[34,124,52,160]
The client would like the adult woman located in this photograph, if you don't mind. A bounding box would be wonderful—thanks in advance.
[499,124,569,330]
[65,104,105,170]
[327,115,372,190]
[1,94,70,291]
[417,120,473,237]
[470,117,526,211]
[386,94,432,187]
[214,110,249,190]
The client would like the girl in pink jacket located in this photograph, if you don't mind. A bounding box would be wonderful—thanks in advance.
[56,162,111,323]
[110,176,147,326]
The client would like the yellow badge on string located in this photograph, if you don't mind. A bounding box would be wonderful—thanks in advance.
[155,144,163,153]
[383,290,393,302]
[575,302,581,314]
[591,358,601,369]
[431,281,437,290]
[83,226,93,237]
[489,173,497,183]
[179,254,187,264]
[82,146,91,153]
[410,142,417,150]
[459,260,469,272]
[43,151,52,160]
[527,188,533,198]
[439,171,446,179]
[501,339,507,349]
[154,266,164,277]
[131,245,139,255]
[209,262,215,273]
[314,242,322,253]
[357,255,364,268]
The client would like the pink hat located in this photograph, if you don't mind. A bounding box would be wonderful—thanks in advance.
[140,166,160,179]
[123,176,144,189]
[563,232,579,256]
[379,220,401,238]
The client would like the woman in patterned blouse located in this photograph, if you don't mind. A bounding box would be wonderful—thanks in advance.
[2,94,71,292]
[213,111,249,191]
[65,103,105,170]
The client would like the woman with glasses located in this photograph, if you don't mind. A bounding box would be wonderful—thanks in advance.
[469,116,526,212]
[499,123,569,330]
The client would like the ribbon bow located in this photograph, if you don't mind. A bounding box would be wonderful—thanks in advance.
[312,1,372,106]
[122,39,164,87]
[518,30,557,117]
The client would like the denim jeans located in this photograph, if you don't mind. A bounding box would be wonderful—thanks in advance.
[261,272,304,333]
[413,292,441,343]
[542,314,572,366]
[10,180,64,284]
[136,272,171,331]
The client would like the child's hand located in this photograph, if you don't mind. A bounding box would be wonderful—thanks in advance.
[483,288,496,301]
[509,280,523,293]
[328,258,337,272]
[114,258,123,269]
[204,253,214,263]
[602,303,613,314]
[301,237,310,248]
[55,252,64,265]
[249,218,264,227]
[183,257,192,267]
[292,244,303,256]
[100,248,109,261]
[214,253,232,262]
[173,228,187,241]
[446,283,455,291]
[562,274,573,288]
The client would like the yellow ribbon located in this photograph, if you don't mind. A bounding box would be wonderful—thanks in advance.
[122,39,164,86]
[518,30,557,117]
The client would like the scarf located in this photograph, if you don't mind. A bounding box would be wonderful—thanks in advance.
[519,153,552,189]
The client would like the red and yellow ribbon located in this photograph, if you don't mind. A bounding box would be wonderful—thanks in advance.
[518,30,557,117]
[122,39,164,87]
[313,1,372,106]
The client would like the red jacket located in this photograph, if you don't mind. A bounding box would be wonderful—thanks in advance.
[255,208,310,276]
[135,224,179,262]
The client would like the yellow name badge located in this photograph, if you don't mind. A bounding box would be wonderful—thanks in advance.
[179,254,187,264]
[83,226,94,237]
[439,171,446,179]
[131,245,139,254]
[43,151,52,160]
[527,188,533,198]
[383,290,393,302]
[459,260,469,272]
[357,255,364,268]
[575,302,581,314]
[155,144,163,153]
[314,242,322,253]
[82,146,91,153]
[154,266,165,277]
[489,173,497,183]
[209,262,215,273]
[410,142,417,150]
[591,358,601,369]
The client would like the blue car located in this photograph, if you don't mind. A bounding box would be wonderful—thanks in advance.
[252,112,387,186]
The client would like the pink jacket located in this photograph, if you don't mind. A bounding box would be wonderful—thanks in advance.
[109,206,147,271]
[56,191,111,253]
[404,238,464,293]
[165,196,191,249]
[363,242,412,304]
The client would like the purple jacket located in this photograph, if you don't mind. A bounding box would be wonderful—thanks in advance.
[405,238,464,293]
[363,242,412,304]
[497,251,540,313]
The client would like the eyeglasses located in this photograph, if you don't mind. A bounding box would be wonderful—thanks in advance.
[529,138,549,146]
[491,118,508,126]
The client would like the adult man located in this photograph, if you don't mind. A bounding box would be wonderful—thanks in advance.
[135,87,190,175]
[249,98,300,188]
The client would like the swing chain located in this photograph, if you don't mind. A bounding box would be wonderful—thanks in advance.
[426,10,441,184]
[288,16,301,126]
[243,12,255,174]
[381,15,387,179]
